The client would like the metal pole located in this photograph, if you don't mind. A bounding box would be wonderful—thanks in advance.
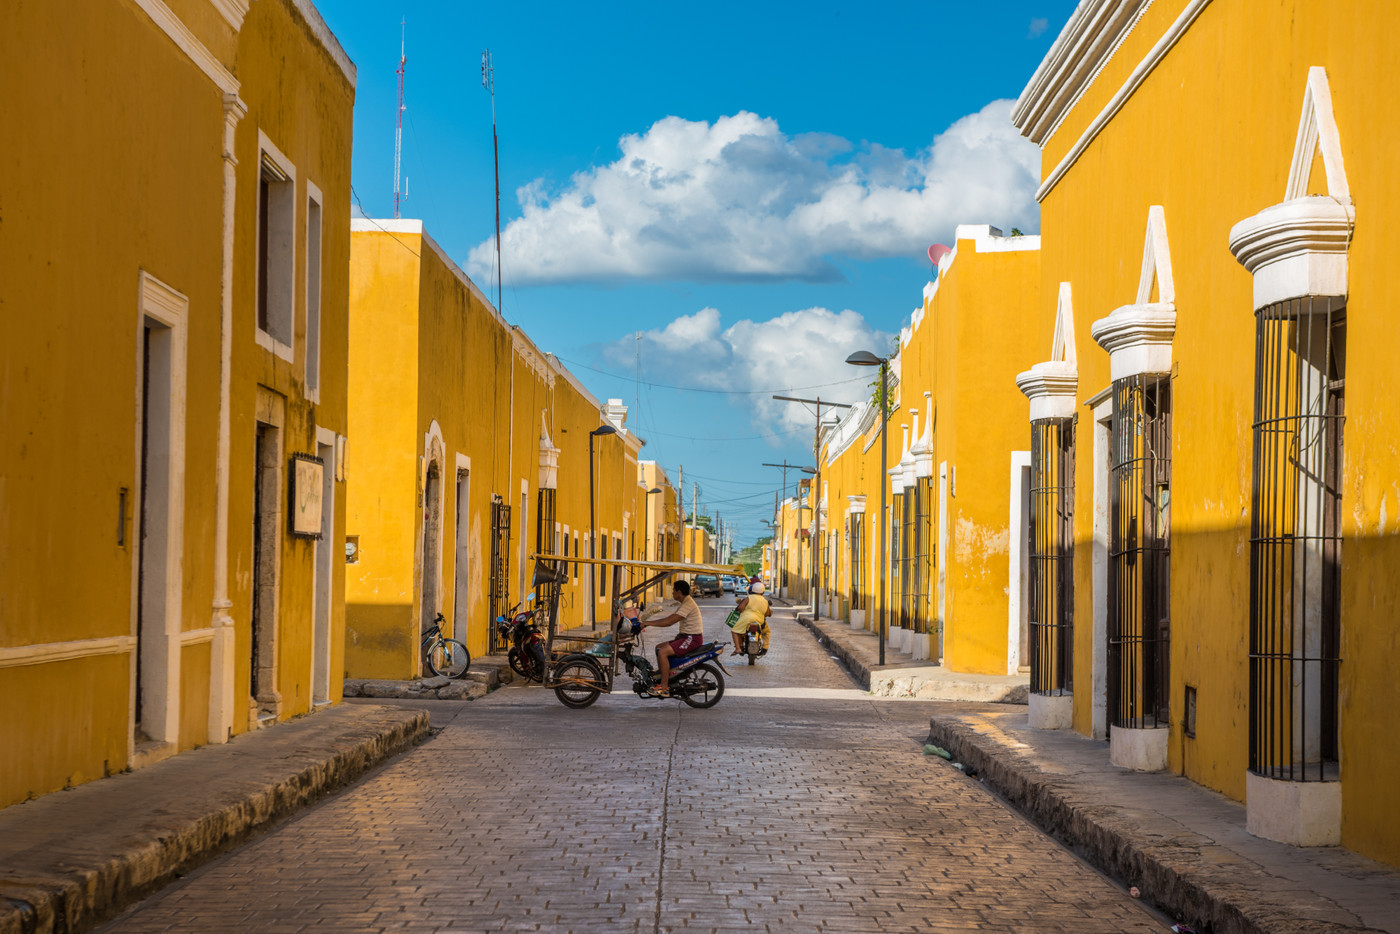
[878,360,888,666]
[588,432,596,622]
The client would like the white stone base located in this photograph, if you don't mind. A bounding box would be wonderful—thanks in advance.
[1028,692,1073,730]
[1246,771,1342,846]
[1109,725,1169,771]
[900,628,914,654]
[849,609,866,631]
[890,626,905,653]
[911,633,930,661]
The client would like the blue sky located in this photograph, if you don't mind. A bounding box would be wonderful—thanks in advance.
[320,0,1074,547]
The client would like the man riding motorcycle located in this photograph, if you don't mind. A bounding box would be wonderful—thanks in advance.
[729,577,772,656]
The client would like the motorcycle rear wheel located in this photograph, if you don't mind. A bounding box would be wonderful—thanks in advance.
[678,663,724,709]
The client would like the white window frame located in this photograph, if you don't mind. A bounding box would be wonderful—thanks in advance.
[304,180,324,402]
[255,130,296,363]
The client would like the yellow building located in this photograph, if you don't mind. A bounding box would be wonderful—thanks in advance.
[639,461,681,601]
[1,0,354,808]
[1011,0,1399,865]
[817,226,1042,675]
[345,222,648,678]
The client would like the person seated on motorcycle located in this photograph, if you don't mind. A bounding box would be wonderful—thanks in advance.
[730,578,772,656]
[637,578,704,697]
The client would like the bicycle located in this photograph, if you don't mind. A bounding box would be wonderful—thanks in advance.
[422,613,471,678]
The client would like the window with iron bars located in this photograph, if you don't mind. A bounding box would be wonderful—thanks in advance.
[849,513,865,610]
[488,495,512,653]
[889,494,902,622]
[1108,375,1171,729]
[1249,299,1344,782]
[902,478,933,634]
[533,488,558,639]
[1029,417,1075,695]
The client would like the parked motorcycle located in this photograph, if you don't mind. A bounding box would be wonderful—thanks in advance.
[495,591,546,683]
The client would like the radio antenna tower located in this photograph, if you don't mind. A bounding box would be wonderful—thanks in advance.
[481,49,502,312]
[393,19,407,219]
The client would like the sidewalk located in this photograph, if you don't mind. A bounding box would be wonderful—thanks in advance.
[0,703,428,934]
[788,605,1400,932]
[343,655,511,700]
[791,607,1029,702]
[926,705,1400,934]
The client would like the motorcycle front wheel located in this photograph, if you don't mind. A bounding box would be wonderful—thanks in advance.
[508,647,528,677]
[553,654,605,709]
[678,663,724,709]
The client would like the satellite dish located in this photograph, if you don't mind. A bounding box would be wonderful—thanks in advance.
[927,243,952,267]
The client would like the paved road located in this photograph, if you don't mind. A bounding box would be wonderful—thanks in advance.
[101,600,1167,933]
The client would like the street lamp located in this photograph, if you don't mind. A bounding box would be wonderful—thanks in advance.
[846,349,891,666]
[589,424,617,622]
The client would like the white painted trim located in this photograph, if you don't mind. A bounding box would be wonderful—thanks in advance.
[288,0,357,88]
[0,636,137,669]
[1090,206,1177,380]
[129,0,239,95]
[133,271,190,752]
[937,461,950,665]
[1013,0,1153,144]
[1017,286,1079,421]
[419,421,447,642]
[303,180,324,404]
[1136,204,1175,305]
[1008,451,1032,675]
[351,217,423,234]
[209,0,249,31]
[180,627,216,646]
[954,224,1043,253]
[311,425,338,705]
[1286,68,1350,203]
[1035,0,1213,202]
[255,131,297,364]
[1090,400,1112,740]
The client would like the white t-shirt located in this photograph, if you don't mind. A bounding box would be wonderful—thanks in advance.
[675,596,704,635]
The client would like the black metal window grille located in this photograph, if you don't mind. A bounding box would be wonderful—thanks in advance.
[1108,375,1171,729]
[905,478,933,634]
[849,513,865,610]
[1029,417,1075,695]
[1249,299,1344,782]
[488,495,511,653]
[533,488,558,638]
[889,493,902,624]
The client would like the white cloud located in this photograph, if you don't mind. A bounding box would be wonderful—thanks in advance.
[604,306,893,436]
[468,101,1039,285]
[1028,17,1050,39]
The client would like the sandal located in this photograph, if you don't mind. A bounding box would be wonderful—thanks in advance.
[647,685,670,698]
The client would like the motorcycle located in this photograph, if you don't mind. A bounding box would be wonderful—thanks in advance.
[495,591,546,683]
[725,599,769,666]
[555,608,727,709]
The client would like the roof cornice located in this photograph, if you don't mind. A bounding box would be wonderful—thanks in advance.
[1012,0,1152,145]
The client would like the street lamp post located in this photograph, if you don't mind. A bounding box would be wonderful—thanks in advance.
[645,485,662,600]
[589,424,617,624]
[846,350,890,666]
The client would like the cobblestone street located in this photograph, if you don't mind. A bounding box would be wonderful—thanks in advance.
[100,603,1167,933]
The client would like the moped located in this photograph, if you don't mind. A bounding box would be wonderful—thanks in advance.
[495,591,546,683]
[554,610,727,709]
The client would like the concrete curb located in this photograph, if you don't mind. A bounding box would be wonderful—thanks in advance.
[926,713,1392,934]
[796,612,871,689]
[0,704,429,934]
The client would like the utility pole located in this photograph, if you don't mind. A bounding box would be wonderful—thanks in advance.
[677,465,684,564]
[763,460,815,600]
[480,50,502,312]
[773,396,851,617]
[392,20,407,218]
[692,482,699,562]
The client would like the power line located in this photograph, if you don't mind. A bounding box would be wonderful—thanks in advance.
[553,355,868,397]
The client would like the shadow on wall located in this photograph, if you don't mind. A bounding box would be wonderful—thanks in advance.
[345,603,414,681]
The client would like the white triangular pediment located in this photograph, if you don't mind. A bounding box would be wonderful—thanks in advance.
[1049,281,1077,370]
[1135,205,1174,306]
[1286,67,1350,203]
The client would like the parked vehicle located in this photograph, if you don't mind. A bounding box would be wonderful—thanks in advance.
[693,574,723,597]
[422,613,471,678]
[495,592,546,683]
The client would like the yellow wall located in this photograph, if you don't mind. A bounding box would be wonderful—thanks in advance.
[1032,0,1400,865]
[0,0,353,807]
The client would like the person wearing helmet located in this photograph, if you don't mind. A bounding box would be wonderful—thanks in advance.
[729,578,772,656]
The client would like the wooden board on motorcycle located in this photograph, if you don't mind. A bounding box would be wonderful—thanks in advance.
[527,553,745,709]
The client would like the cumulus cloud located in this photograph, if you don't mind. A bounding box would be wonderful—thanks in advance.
[1028,17,1050,38]
[469,101,1039,285]
[603,306,893,436]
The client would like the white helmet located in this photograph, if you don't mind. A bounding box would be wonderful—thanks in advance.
[749,580,765,594]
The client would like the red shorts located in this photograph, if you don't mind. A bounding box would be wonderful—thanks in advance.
[666,634,703,654]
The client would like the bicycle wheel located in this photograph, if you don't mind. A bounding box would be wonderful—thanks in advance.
[678,663,724,709]
[427,639,471,678]
[552,654,604,709]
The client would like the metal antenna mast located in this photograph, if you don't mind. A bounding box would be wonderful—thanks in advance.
[393,20,407,219]
[481,49,502,312]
